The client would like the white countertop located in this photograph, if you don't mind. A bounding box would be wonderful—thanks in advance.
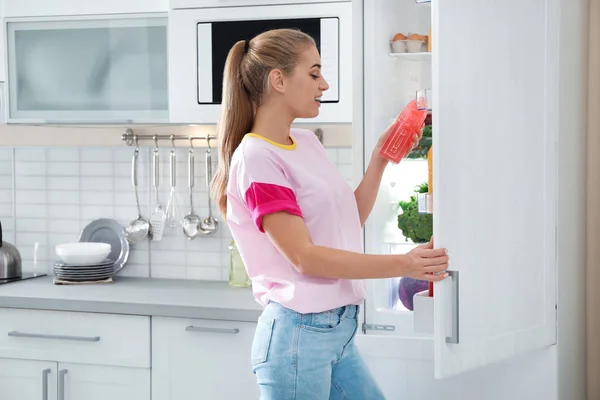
[0,275,263,322]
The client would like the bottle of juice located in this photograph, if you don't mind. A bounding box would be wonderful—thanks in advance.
[427,146,433,194]
[428,26,432,52]
[229,240,251,288]
[379,100,428,164]
[427,145,434,297]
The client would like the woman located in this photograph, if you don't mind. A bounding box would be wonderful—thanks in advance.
[211,28,448,400]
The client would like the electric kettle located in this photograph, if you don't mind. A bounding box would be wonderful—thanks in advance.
[0,220,22,279]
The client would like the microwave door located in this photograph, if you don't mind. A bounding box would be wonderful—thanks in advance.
[196,17,339,105]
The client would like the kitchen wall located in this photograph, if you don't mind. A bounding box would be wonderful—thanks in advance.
[0,144,353,280]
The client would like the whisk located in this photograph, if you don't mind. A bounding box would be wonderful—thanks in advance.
[165,141,182,228]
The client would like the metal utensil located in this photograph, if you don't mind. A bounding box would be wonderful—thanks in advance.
[150,138,166,241]
[182,143,207,239]
[165,140,182,228]
[201,144,218,235]
[0,220,22,280]
[125,144,151,243]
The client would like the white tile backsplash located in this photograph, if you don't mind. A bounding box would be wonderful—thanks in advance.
[0,148,14,244]
[47,148,79,162]
[0,176,12,189]
[1,145,354,281]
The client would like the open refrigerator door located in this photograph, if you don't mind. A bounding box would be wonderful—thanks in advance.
[360,0,434,337]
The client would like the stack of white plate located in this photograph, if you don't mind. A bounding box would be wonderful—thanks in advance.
[53,259,115,282]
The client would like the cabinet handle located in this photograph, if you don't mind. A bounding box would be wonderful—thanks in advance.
[445,270,460,344]
[58,369,67,400]
[185,326,239,334]
[41,368,51,400]
[8,331,100,342]
[43,119,133,124]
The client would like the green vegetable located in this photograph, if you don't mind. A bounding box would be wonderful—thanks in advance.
[397,182,433,243]
[407,124,432,159]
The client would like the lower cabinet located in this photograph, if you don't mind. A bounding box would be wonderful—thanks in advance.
[0,308,261,400]
[0,359,56,400]
[0,358,150,400]
[152,316,261,400]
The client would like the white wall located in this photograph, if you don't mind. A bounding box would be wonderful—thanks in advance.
[556,0,588,398]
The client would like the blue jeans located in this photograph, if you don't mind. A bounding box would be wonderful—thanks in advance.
[251,301,387,400]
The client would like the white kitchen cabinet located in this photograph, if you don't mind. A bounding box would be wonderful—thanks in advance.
[0,358,57,400]
[4,13,168,124]
[358,0,563,380]
[0,359,150,400]
[0,308,151,368]
[0,308,152,398]
[59,363,150,400]
[0,1,5,82]
[170,0,348,8]
[152,316,260,400]
[3,0,168,17]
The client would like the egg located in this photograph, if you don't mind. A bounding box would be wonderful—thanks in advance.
[392,33,407,41]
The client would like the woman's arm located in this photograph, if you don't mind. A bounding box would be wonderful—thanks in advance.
[262,211,448,281]
[354,130,421,226]
[354,155,388,227]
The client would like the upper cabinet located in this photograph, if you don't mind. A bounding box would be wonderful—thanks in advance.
[170,0,349,8]
[5,14,169,124]
[0,1,5,82]
[3,0,169,18]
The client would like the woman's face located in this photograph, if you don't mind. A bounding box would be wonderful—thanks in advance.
[280,45,330,119]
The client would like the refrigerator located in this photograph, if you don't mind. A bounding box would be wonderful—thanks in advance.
[351,0,586,396]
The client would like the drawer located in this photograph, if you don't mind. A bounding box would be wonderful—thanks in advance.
[0,308,150,368]
[152,316,260,399]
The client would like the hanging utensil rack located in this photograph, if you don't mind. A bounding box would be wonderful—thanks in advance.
[121,128,217,146]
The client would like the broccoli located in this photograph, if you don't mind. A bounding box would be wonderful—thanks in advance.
[397,182,433,243]
[406,124,432,159]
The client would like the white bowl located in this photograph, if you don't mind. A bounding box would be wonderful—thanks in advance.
[55,242,111,265]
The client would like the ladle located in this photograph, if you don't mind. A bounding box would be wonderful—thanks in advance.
[182,138,209,239]
[125,137,151,243]
[200,138,218,235]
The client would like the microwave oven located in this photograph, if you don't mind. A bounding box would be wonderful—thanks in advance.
[168,2,352,124]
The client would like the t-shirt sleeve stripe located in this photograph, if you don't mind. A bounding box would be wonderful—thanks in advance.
[244,182,303,232]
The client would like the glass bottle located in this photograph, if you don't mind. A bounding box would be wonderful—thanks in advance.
[229,240,250,288]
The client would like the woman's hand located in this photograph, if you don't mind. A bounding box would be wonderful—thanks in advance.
[372,123,423,163]
[401,238,449,282]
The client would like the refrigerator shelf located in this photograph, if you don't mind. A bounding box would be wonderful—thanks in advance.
[388,51,432,61]
[413,290,433,334]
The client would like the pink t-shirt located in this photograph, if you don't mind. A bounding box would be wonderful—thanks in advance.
[226,128,366,314]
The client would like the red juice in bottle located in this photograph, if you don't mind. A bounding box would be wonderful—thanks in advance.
[379,100,428,164]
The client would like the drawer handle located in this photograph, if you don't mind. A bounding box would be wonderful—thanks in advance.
[44,119,133,124]
[42,368,51,400]
[58,369,67,400]
[8,331,101,342]
[185,326,239,334]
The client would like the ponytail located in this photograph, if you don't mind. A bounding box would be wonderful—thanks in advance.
[211,40,254,217]
[210,29,316,218]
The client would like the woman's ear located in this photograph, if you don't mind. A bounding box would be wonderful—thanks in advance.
[268,69,286,95]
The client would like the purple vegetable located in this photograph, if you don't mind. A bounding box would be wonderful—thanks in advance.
[398,277,429,310]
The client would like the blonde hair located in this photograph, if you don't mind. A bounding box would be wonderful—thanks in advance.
[210,28,316,217]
